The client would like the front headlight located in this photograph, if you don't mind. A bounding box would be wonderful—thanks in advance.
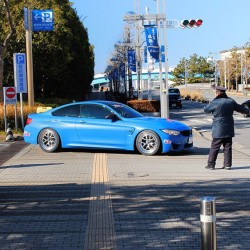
[162,129,180,136]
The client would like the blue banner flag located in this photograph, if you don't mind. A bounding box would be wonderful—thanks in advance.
[113,68,119,80]
[128,50,136,72]
[120,62,125,79]
[144,26,159,60]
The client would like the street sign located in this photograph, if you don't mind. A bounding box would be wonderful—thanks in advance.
[158,20,180,28]
[14,53,27,93]
[3,87,17,104]
[32,9,54,31]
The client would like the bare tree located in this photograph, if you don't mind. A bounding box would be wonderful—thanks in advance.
[0,0,15,101]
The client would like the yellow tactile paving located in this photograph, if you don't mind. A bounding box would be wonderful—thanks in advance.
[84,153,117,250]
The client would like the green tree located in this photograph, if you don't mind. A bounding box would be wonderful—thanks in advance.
[0,0,15,102]
[0,0,94,102]
[187,54,207,81]
[197,56,213,81]
[172,54,212,83]
[172,57,186,82]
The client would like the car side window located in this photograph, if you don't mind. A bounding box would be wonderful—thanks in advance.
[52,105,80,117]
[80,104,112,119]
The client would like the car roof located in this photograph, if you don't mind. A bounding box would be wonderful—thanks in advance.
[51,100,122,110]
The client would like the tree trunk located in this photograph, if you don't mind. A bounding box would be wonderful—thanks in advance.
[0,46,4,102]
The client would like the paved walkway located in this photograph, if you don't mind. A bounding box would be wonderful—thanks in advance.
[0,130,250,249]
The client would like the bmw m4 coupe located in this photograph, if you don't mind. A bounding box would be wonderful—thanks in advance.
[23,101,193,156]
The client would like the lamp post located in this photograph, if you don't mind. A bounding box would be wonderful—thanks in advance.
[208,52,218,87]
[184,59,188,89]
[123,2,169,118]
[123,11,141,100]
[155,0,168,118]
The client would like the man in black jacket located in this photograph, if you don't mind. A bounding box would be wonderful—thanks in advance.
[204,86,249,170]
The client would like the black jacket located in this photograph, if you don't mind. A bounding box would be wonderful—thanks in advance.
[204,93,249,138]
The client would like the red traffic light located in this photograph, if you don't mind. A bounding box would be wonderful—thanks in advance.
[195,19,203,27]
[179,19,203,28]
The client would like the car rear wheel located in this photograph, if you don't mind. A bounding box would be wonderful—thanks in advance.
[243,104,250,117]
[38,128,60,153]
[136,130,160,156]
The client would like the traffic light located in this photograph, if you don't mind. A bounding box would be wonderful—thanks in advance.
[195,19,203,27]
[180,19,203,28]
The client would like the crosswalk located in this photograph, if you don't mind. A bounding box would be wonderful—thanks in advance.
[189,116,246,125]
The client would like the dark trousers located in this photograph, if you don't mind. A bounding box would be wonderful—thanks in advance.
[208,138,232,167]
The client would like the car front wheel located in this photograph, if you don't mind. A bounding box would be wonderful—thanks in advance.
[136,130,161,156]
[38,128,60,153]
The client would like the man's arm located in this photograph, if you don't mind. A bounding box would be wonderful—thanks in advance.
[204,101,216,114]
[234,101,250,115]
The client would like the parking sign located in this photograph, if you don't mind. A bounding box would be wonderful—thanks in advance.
[32,10,54,31]
[14,53,27,93]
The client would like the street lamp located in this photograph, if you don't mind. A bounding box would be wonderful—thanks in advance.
[123,11,143,100]
[208,52,219,87]
[123,1,169,118]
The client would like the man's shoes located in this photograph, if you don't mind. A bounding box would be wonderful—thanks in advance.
[223,166,231,170]
[205,165,215,170]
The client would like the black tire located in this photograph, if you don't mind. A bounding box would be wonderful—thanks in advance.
[243,104,250,118]
[38,128,60,153]
[135,130,161,156]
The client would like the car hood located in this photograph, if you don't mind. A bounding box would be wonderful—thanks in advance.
[126,116,190,130]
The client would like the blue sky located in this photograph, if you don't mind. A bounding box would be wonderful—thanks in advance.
[72,0,250,74]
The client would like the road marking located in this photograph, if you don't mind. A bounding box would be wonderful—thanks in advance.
[190,119,209,124]
[84,153,117,250]
[235,116,247,120]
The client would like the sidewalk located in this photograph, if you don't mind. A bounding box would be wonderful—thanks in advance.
[0,129,250,249]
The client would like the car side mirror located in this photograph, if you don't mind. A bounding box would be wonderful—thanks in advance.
[105,113,119,121]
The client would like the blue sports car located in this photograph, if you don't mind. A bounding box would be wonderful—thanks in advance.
[23,101,193,156]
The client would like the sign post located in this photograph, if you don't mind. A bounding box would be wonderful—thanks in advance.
[24,7,34,107]
[24,7,54,107]
[14,53,28,128]
[3,87,18,131]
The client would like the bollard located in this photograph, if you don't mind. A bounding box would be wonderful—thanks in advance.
[5,124,14,142]
[200,196,216,250]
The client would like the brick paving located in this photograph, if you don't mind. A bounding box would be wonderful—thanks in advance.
[0,131,250,249]
[0,140,28,166]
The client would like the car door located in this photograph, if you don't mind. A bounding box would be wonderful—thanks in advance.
[75,104,127,149]
[51,104,81,145]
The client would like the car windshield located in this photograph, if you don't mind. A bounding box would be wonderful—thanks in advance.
[108,103,143,118]
[168,88,180,94]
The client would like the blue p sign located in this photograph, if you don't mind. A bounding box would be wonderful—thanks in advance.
[16,54,25,64]
[42,12,52,22]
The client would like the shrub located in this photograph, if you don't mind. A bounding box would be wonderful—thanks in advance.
[127,100,160,112]
[1,102,43,131]
[180,89,204,102]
